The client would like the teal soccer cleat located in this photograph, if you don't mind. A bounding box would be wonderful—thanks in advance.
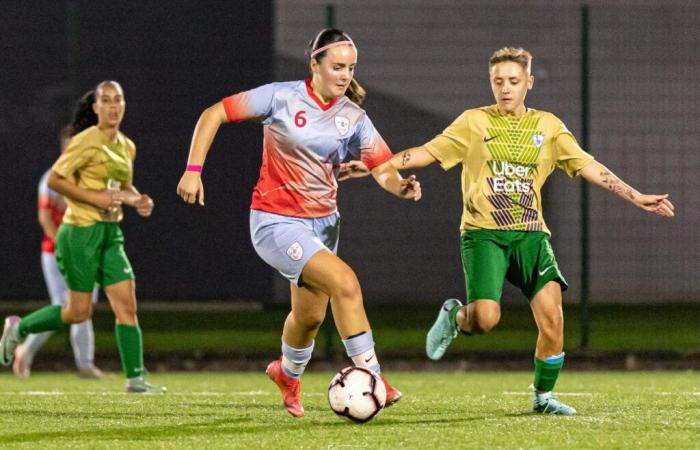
[0,316,23,366]
[426,298,462,360]
[532,392,577,415]
[126,377,167,394]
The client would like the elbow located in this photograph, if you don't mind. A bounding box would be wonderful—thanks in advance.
[204,102,228,125]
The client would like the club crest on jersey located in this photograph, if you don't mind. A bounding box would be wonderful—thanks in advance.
[334,116,350,135]
[532,132,545,149]
[286,242,304,261]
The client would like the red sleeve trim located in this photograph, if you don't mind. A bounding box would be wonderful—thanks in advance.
[361,146,393,171]
[38,194,51,210]
[222,95,241,123]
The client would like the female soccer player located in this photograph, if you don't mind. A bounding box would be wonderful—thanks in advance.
[0,81,164,393]
[177,28,421,417]
[13,96,104,379]
[342,47,674,415]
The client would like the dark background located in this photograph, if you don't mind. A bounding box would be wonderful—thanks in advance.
[1,1,274,300]
[1,1,698,306]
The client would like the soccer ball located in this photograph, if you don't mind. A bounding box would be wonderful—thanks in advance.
[327,366,386,423]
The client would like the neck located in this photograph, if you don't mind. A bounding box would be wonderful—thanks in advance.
[99,124,119,142]
[498,104,527,117]
[310,79,333,104]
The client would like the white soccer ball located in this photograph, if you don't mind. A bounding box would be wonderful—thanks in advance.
[327,366,387,423]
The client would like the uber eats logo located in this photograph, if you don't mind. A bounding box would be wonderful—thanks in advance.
[489,160,533,193]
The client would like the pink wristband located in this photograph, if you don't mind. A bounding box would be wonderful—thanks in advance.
[186,164,203,173]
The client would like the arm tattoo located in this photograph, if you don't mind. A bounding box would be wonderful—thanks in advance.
[600,171,635,200]
[401,151,411,167]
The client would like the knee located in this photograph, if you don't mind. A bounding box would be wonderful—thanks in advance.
[469,305,501,334]
[538,310,563,337]
[329,271,362,302]
[293,309,325,331]
[470,317,499,334]
[64,304,93,323]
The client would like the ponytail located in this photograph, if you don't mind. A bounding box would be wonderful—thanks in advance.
[71,90,97,135]
[345,79,366,106]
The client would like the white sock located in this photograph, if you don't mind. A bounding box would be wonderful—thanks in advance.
[281,340,314,379]
[350,348,380,374]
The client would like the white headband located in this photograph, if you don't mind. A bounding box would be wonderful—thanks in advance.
[310,40,355,58]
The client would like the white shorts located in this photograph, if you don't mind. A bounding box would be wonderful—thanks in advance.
[249,209,340,286]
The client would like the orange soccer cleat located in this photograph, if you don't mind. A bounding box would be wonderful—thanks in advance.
[380,373,403,407]
[266,359,304,417]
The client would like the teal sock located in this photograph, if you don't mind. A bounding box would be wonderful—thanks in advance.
[115,324,145,379]
[18,305,66,338]
[533,352,565,392]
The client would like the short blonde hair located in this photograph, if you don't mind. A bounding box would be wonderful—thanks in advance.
[489,47,532,74]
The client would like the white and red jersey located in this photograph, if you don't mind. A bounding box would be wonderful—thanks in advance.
[38,169,65,254]
[222,79,392,217]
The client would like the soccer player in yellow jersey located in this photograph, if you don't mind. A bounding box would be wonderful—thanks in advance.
[342,47,674,415]
[0,81,165,394]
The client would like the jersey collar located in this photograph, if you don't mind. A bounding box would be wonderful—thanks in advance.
[305,78,338,111]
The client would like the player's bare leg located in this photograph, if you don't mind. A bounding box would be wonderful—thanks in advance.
[303,251,402,406]
[530,281,575,415]
[267,283,329,417]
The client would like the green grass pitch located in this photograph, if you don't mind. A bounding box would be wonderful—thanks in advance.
[0,371,697,449]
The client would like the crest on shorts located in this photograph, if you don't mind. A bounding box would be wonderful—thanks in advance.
[286,242,304,261]
[532,132,545,149]
[334,116,350,135]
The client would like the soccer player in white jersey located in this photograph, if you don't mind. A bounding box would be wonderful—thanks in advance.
[13,98,104,379]
[342,47,674,415]
[177,28,421,417]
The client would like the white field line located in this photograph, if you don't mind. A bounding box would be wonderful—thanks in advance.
[502,392,593,396]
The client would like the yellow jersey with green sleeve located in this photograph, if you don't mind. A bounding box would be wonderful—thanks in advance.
[424,105,594,234]
[51,126,135,226]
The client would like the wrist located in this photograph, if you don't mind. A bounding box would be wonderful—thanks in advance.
[186,164,203,173]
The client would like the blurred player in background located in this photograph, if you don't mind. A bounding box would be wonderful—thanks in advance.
[0,81,164,394]
[341,47,674,415]
[13,93,103,379]
[177,28,421,417]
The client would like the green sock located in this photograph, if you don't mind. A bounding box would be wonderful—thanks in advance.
[18,305,65,338]
[115,324,145,379]
[448,305,471,335]
[448,305,460,328]
[533,353,565,392]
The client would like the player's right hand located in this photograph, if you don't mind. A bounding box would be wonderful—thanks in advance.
[177,171,205,206]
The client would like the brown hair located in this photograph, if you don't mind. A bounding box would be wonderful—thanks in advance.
[489,47,532,74]
[307,28,366,105]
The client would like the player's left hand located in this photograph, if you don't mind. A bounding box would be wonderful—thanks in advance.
[635,193,674,217]
[400,174,422,202]
[135,194,155,217]
[338,160,370,181]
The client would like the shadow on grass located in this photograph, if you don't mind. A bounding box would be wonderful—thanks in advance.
[0,418,255,444]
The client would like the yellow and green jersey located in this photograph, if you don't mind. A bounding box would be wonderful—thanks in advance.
[425,105,594,235]
[52,126,135,226]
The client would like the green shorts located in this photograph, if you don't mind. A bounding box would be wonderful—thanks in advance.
[55,222,134,292]
[460,229,567,303]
